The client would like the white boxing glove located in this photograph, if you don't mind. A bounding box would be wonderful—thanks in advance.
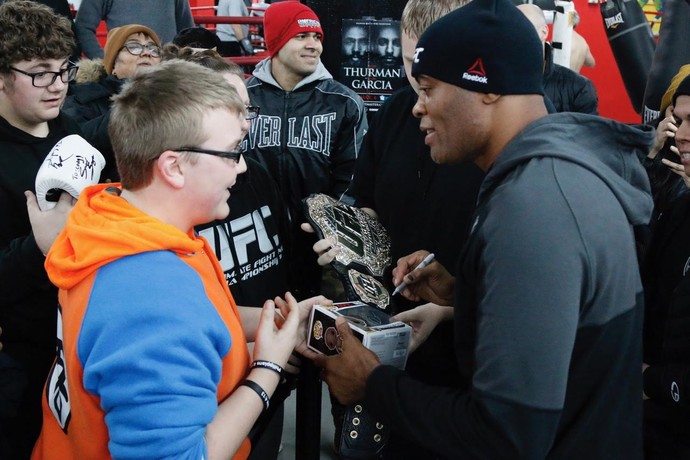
[35,135,106,210]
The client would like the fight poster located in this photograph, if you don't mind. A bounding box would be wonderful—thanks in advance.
[339,18,406,112]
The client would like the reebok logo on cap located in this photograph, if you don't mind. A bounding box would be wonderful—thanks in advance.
[462,58,488,84]
[413,47,424,64]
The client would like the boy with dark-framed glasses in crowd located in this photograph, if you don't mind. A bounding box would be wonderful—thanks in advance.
[0,1,80,458]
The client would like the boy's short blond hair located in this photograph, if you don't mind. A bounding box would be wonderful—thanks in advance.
[401,0,471,39]
[109,60,245,190]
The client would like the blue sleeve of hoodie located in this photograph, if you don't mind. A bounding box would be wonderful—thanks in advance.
[78,251,233,459]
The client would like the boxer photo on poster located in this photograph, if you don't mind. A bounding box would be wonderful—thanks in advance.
[339,18,406,112]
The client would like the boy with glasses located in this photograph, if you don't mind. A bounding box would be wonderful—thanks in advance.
[0,1,80,458]
[31,59,324,460]
[177,50,290,460]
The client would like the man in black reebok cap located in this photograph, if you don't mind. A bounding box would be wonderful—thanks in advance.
[312,0,654,457]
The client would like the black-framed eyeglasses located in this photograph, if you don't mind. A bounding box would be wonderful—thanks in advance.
[246,105,260,120]
[176,146,244,163]
[9,65,78,88]
[120,43,162,58]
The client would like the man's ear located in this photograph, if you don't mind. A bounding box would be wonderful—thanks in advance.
[482,93,502,105]
[539,25,549,43]
[155,150,185,189]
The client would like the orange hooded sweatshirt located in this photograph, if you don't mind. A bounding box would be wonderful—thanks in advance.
[32,183,251,459]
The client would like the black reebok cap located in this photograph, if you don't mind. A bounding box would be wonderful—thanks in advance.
[412,0,544,95]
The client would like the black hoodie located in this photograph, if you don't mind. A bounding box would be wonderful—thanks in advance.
[367,113,654,459]
[0,113,80,458]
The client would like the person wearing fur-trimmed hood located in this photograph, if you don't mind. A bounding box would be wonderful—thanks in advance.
[63,24,162,180]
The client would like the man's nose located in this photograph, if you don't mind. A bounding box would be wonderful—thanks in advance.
[412,98,425,119]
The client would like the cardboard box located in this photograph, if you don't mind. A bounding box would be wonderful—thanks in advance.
[308,301,411,369]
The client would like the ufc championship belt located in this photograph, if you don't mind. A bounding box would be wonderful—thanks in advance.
[303,194,392,459]
[302,194,391,310]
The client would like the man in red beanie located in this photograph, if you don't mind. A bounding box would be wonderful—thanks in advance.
[246,1,367,299]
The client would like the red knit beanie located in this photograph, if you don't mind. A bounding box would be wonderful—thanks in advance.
[263,1,323,57]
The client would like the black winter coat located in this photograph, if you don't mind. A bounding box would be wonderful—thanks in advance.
[63,75,121,124]
[62,75,122,180]
[543,44,599,115]
[0,113,81,459]
[642,192,690,456]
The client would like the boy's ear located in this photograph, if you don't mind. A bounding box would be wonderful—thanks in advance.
[0,72,13,92]
[155,150,185,189]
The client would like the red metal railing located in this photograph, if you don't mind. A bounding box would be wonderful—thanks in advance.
[193,15,264,25]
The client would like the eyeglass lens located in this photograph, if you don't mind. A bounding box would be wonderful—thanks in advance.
[123,43,161,57]
[19,66,78,87]
[246,106,260,120]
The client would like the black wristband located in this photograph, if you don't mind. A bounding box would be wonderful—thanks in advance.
[251,360,284,376]
[241,379,270,411]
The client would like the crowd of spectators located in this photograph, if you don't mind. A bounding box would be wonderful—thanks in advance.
[0,0,688,459]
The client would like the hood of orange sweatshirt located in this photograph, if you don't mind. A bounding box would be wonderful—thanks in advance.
[46,183,205,290]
